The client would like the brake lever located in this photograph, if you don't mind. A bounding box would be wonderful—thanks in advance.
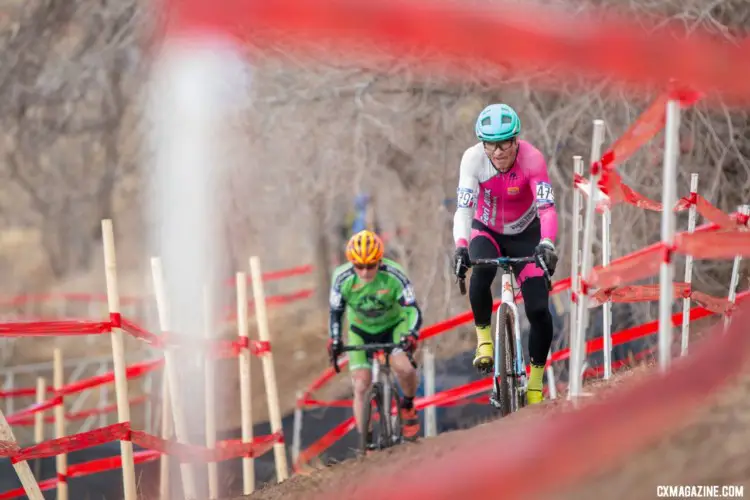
[455,257,468,295]
[536,256,553,292]
[330,350,340,373]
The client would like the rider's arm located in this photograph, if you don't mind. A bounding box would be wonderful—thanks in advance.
[452,147,481,248]
[527,150,558,245]
[328,270,350,340]
[399,283,423,334]
[383,263,423,334]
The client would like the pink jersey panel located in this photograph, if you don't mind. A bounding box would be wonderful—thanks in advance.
[473,140,558,242]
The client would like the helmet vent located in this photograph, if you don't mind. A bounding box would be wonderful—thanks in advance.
[502,115,512,124]
[481,117,492,126]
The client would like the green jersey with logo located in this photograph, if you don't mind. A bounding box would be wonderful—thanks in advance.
[328,258,422,338]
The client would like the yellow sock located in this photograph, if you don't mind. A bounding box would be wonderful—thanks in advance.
[476,325,492,345]
[529,364,545,391]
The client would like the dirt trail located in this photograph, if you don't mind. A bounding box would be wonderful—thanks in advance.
[238,357,750,500]
[561,363,750,499]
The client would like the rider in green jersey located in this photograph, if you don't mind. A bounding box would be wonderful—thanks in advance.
[328,229,423,441]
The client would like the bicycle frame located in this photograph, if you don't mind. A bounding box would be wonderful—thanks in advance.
[334,342,415,448]
[371,352,398,440]
[495,269,527,413]
[457,255,551,414]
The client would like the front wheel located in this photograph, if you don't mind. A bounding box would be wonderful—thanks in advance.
[387,383,403,445]
[492,303,514,416]
[359,383,387,456]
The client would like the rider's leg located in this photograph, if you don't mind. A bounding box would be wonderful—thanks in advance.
[347,329,374,434]
[468,230,501,371]
[390,354,418,404]
[351,368,373,434]
[391,352,420,439]
[518,274,553,404]
[391,322,420,439]
[504,219,554,404]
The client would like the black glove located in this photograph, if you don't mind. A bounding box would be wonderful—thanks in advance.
[400,331,418,354]
[453,246,471,279]
[534,239,558,277]
[327,337,342,367]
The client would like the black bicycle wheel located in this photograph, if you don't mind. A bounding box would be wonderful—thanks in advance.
[505,305,523,411]
[358,383,387,456]
[495,303,513,416]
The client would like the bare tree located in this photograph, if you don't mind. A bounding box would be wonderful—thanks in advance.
[0,0,146,281]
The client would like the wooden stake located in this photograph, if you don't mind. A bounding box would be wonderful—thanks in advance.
[101,219,137,500]
[249,257,289,481]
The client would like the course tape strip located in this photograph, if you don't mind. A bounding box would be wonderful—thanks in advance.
[2,318,275,415]
[0,450,162,500]
[0,422,282,465]
[578,174,745,231]
[169,0,750,104]
[0,429,282,500]
[0,265,313,308]
[5,360,162,424]
[9,396,148,427]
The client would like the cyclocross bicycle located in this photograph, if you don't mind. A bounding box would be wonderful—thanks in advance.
[456,255,551,416]
[332,342,416,455]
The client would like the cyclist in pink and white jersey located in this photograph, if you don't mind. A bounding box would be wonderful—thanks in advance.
[452,103,558,405]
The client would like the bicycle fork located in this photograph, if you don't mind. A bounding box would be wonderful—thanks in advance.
[372,358,400,445]
[377,361,393,438]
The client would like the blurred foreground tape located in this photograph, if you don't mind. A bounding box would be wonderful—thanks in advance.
[165,0,750,105]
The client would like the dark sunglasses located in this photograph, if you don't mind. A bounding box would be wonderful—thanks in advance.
[483,138,516,152]
[354,262,379,270]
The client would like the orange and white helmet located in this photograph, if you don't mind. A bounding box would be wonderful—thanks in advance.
[345,230,384,267]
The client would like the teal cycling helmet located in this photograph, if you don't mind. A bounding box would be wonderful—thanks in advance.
[475,104,521,142]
